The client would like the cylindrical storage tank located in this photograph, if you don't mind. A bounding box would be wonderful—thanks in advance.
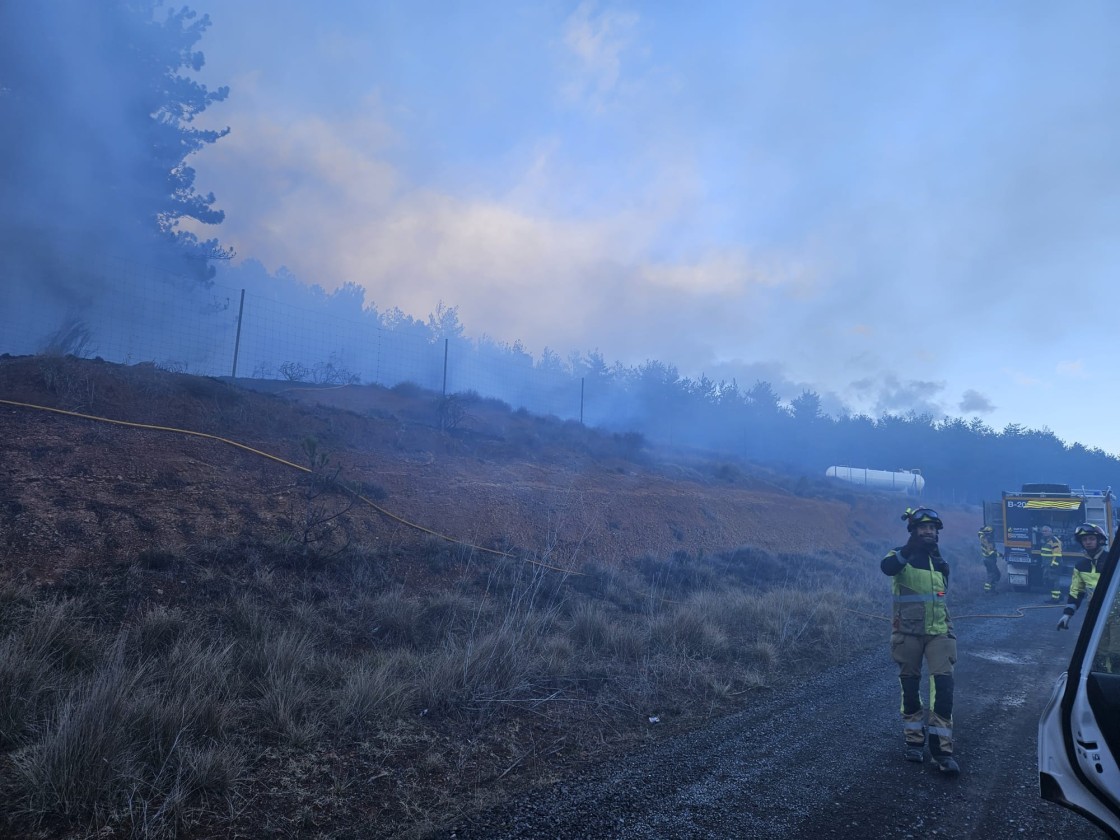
[825,466,925,495]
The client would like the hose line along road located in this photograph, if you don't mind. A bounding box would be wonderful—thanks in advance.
[439,591,1105,840]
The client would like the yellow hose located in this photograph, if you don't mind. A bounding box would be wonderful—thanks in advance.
[0,397,583,573]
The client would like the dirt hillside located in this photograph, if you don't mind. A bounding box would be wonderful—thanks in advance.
[0,354,978,585]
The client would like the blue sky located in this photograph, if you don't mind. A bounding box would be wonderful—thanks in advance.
[185,1,1120,453]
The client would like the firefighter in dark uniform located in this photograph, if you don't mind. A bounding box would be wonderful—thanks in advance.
[978,525,1000,593]
[1057,523,1108,630]
[1039,525,1064,602]
[881,508,959,776]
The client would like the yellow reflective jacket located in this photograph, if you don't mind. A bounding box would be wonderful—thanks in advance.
[1041,535,1062,567]
[1067,547,1108,612]
[978,529,997,558]
[881,544,953,636]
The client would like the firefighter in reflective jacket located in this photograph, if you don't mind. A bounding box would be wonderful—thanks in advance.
[978,525,1000,593]
[1039,525,1064,602]
[881,507,959,776]
[1057,523,1108,631]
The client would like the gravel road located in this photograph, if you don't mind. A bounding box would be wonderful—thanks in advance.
[435,592,1108,840]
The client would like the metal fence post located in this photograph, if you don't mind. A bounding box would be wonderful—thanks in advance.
[374,329,381,385]
[231,289,245,378]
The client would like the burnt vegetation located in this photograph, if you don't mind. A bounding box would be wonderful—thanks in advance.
[0,354,987,839]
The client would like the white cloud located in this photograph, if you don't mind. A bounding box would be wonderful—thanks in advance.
[638,253,799,295]
[189,102,824,373]
[1004,369,1045,388]
[187,103,398,265]
[1055,359,1086,378]
[560,2,640,110]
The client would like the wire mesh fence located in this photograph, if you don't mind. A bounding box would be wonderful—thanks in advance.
[0,255,590,422]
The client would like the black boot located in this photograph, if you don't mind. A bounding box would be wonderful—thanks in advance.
[935,755,959,776]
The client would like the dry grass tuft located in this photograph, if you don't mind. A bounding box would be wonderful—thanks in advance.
[0,533,906,838]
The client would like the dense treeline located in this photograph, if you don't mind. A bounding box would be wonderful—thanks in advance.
[556,357,1117,506]
[201,279,1117,508]
[293,299,1113,507]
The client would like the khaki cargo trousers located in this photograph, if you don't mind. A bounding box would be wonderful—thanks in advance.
[891,632,957,758]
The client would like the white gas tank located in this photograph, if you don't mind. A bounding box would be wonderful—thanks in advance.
[825,466,925,495]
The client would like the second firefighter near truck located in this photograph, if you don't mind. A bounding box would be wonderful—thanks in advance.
[978,525,1000,593]
[881,508,960,777]
[1039,525,1064,602]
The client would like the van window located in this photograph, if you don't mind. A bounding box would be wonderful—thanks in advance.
[1092,600,1120,674]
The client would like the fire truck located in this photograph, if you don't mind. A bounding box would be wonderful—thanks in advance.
[982,483,1114,592]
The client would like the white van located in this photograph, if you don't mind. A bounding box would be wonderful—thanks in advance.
[1038,528,1120,837]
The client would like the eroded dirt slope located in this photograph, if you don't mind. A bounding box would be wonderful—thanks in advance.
[0,354,975,583]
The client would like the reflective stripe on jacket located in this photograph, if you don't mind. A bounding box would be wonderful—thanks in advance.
[881,547,953,636]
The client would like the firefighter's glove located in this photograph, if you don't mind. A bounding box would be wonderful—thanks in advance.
[1057,613,1072,631]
